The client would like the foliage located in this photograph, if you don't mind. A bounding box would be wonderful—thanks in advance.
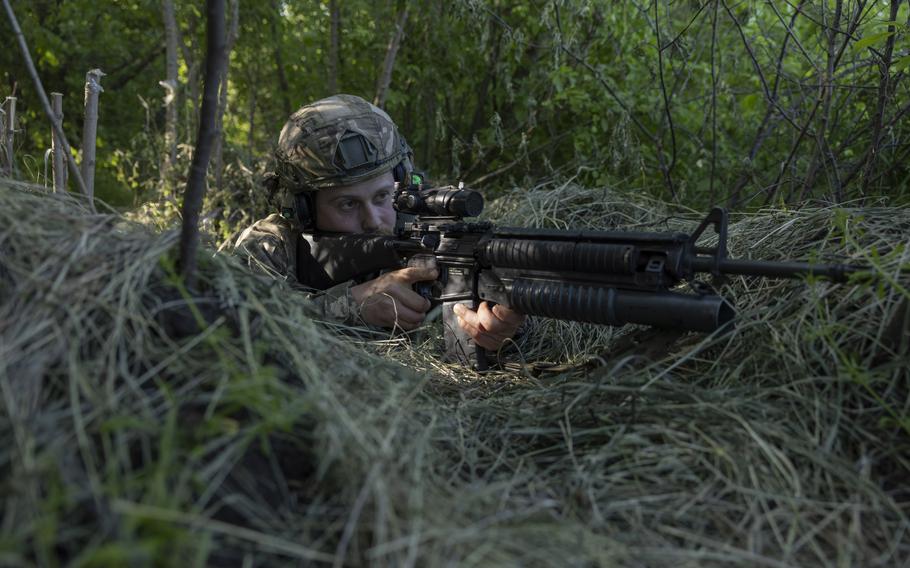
[2,0,909,212]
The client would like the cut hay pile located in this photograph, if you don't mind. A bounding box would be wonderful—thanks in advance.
[1,178,908,566]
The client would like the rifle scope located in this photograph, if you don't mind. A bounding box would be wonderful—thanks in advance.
[394,185,484,218]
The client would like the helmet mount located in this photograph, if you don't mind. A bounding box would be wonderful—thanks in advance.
[334,130,379,172]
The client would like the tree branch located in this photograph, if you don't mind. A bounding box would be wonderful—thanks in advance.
[654,0,677,198]
[179,0,225,289]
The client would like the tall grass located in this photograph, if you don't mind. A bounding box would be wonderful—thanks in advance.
[1,178,907,566]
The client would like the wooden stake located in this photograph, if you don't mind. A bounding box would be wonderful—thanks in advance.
[81,69,105,201]
[2,0,91,205]
[51,92,66,192]
[3,96,14,176]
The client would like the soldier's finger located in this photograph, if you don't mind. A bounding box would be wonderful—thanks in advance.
[388,285,432,312]
[395,266,439,284]
[455,314,481,340]
[392,304,425,328]
[491,303,526,326]
[453,303,482,330]
[392,310,424,330]
[455,312,508,350]
[457,316,506,350]
[475,301,500,332]
[407,254,438,271]
[367,295,424,329]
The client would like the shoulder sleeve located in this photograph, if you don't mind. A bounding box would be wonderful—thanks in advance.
[234,214,299,284]
[233,215,364,326]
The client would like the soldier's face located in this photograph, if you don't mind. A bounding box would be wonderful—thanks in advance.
[314,171,397,234]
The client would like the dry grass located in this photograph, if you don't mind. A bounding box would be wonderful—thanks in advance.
[1,178,908,566]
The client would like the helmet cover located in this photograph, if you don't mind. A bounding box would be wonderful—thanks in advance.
[274,94,412,193]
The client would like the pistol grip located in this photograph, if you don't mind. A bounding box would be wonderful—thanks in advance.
[407,253,439,303]
[442,300,488,371]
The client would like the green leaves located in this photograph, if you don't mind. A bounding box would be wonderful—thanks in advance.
[853,30,895,51]
[4,0,909,212]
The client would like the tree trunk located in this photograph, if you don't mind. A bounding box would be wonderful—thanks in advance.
[247,67,257,164]
[328,0,340,93]
[859,0,901,195]
[421,92,437,170]
[213,0,239,192]
[179,0,226,290]
[470,22,503,135]
[373,4,409,109]
[161,0,179,185]
[270,0,292,116]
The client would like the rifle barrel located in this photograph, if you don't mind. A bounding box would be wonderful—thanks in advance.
[691,258,859,282]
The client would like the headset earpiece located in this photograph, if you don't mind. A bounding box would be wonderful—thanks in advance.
[392,162,407,184]
[277,188,317,232]
[295,192,316,232]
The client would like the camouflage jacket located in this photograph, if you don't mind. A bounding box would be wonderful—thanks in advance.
[233,214,364,325]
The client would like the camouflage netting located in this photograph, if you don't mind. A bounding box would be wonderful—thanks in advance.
[1,178,908,566]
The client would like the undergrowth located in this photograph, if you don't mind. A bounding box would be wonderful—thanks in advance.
[1,178,908,566]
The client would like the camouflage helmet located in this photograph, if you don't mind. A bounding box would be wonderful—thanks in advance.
[274,94,412,192]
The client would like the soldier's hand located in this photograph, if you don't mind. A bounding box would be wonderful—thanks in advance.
[452,302,526,351]
[351,266,438,330]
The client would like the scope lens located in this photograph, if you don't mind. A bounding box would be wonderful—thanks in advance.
[453,190,484,217]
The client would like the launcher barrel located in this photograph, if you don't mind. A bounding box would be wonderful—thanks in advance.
[505,279,734,332]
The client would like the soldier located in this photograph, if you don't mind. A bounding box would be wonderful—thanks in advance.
[235,94,525,351]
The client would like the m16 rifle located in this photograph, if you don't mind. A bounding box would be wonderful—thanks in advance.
[301,182,863,370]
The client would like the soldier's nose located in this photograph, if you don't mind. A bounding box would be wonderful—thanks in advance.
[361,205,382,232]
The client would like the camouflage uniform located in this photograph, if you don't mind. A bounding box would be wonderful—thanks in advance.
[233,94,413,325]
[234,214,364,325]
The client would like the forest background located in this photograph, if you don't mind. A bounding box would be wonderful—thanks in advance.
[3,2,910,565]
[2,0,909,230]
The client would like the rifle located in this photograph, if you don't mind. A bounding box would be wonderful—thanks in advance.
[301,182,864,370]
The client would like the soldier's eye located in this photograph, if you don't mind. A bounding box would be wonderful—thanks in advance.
[338,200,357,212]
[374,190,391,203]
